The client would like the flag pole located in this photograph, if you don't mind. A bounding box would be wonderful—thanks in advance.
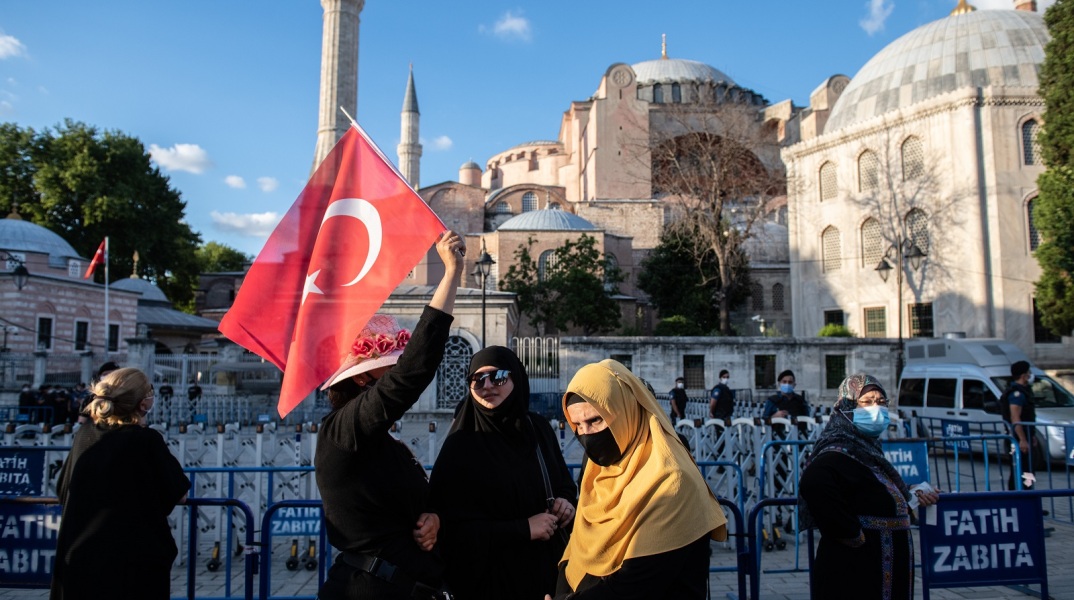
[104,236,110,356]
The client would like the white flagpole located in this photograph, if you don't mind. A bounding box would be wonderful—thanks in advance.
[104,236,110,356]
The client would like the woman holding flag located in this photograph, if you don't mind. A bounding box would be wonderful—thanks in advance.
[315,230,463,600]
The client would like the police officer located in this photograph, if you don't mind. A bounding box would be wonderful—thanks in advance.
[709,370,735,421]
[1002,360,1037,491]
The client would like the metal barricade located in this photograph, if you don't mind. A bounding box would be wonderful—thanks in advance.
[258,499,331,600]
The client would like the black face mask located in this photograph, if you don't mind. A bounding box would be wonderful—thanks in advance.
[578,428,623,467]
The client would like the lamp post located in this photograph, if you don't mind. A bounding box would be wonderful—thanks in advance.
[875,238,927,379]
[471,242,496,347]
[0,251,30,290]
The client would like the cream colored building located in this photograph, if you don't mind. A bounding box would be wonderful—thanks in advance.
[782,2,1068,364]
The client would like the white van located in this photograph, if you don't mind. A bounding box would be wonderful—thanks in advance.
[896,337,1074,461]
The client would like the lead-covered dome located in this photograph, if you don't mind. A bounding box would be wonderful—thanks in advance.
[498,209,597,231]
[826,9,1048,132]
[631,58,735,86]
[111,277,170,302]
[0,215,81,267]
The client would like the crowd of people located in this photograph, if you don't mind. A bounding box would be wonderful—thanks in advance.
[43,230,960,600]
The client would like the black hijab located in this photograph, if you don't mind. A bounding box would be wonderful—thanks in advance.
[448,345,533,447]
[799,373,909,528]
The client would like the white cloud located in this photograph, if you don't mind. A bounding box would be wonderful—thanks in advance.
[257,176,279,192]
[0,33,27,60]
[480,11,532,42]
[430,135,453,151]
[149,143,212,174]
[210,211,281,237]
[224,175,246,189]
[0,100,12,116]
[860,0,895,36]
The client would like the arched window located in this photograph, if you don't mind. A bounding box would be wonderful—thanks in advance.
[906,208,929,254]
[751,283,764,311]
[604,254,619,291]
[521,192,537,212]
[1027,197,1041,251]
[538,249,559,282]
[901,136,924,180]
[671,83,682,103]
[822,226,842,272]
[653,84,664,104]
[858,150,879,192]
[819,161,837,201]
[772,283,785,312]
[493,201,512,214]
[860,217,883,268]
[1023,120,1041,166]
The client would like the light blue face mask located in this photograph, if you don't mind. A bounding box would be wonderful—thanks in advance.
[779,383,794,394]
[847,405,889,437]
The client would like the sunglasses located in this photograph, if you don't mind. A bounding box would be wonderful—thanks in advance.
[468,370,511,387]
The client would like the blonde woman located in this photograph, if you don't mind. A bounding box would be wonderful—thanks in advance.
[51,367,189,600]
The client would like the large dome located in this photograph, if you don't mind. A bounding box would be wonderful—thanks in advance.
[631,58,735,86]
[826,9,1048,132]
[498,209,597,232]
[0,216,81,266]
[111,277,170,302]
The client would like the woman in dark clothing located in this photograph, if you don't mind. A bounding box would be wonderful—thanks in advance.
[551,359,727,600]
[315,230,463,600]
[430,346,576,600]
[51,367,189,600]
[798,373,939,600]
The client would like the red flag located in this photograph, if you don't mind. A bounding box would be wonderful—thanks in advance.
[219,125,445,417]
[84,240,106,279]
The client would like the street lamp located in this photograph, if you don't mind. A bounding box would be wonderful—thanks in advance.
[874,238,928,378]
[0,251,30,291]
[471,241,496,347]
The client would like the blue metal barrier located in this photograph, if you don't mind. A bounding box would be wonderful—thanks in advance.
[258,499,330,600]
[184,497,257,600]
[0,496,61,589]
[713,497,748,600]
[2,407,55,425]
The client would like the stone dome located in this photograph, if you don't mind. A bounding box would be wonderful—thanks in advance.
[111,276,170,303]
[460,160,481,170]
[826,9,1048,132]
[741,221,789,264]
[631,58,735,86]
[0,216,81,267]
[498,209,597,231]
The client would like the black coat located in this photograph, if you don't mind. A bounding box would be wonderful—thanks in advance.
[51,424,189,600]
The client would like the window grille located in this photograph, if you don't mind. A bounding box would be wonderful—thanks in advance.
[901,136,924,180]
[861,218,883,268]
[521,192,537,212]
[819,162,837,201]
[751,283,764,311]
[906,208,929,253]
[772,283,785,312]
[538,250,558,282]
[1022,120,1041,166]
[1027,198,1040,251]
[822,226,842,272]
[493,201,512,214]
[909,303,934,338]
[858,150,879,192]
[863,307,887,338]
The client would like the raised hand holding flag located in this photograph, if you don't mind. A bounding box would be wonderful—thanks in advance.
[219,124,446,417]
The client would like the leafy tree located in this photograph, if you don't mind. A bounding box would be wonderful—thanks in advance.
[1034,0,1074,336]
[500,234,622,336]
[646,103,784,334]
[196,242,251,273]
[0,120,201,307]
[817,324,855,337]
[638,227,750,335]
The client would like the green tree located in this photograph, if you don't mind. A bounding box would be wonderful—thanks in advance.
[196,242,251,273]
[1034,0,1074,336]
[500,234,622,336]
[638,227,750,335]
[0,120,202,307]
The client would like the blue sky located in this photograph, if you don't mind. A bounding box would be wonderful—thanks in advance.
[0,0,1053,256]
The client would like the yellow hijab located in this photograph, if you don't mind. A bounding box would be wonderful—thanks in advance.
[560,360,727,588]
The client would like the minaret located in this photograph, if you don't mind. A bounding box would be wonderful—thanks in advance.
[397,65,422,188]
[312,0,364,174]
[1014,0,1036,11]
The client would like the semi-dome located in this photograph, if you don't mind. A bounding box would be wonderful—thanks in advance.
[498,209,597,232]
[0,216,81,267]
[111,277,170,303]
[631,58,735,86]
[826,9,1048,132]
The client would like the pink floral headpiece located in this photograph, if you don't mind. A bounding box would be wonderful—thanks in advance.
[349,329,411,361]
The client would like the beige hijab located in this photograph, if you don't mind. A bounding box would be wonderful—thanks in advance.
[560,360,727,588]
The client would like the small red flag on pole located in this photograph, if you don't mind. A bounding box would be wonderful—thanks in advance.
[219,123,445,417]
[84,240,106,279]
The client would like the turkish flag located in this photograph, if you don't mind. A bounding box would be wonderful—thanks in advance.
[219,124,445,417]
[83,240,106,279]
